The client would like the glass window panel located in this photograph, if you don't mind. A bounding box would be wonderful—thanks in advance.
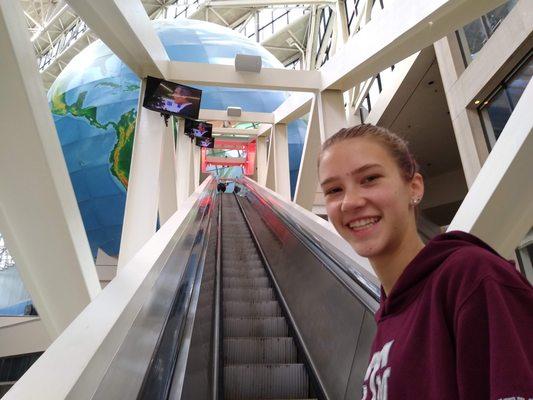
[272,8,284,20]
[380,67,393,89]
[370,1,383,20]
[462,18,488,59]
[258,10,270,29]
[346,0,355,19]
[485,0,517,33]
[505,57,533,109]
[355,0,362,15]
[273,17,286,35]
[482,88,512,141]
[368,78,380,105]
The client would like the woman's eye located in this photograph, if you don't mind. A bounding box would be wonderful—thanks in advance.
[362,175,380,184]
[324,187,342,196]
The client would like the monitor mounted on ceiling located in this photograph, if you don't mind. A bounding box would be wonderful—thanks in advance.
[184,119,213,139]
[195,136,215,148]
[142,76,202,120]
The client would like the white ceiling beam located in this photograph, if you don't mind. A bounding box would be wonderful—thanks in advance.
[320,0,509,91]
[213,127,260,136]
[65,0,168,78]
[162,60,322,92]
[199,109,274,124]
[257,123,274,136]
[274,92,314,123]
[208,7,230,26]
[208,0,335,7]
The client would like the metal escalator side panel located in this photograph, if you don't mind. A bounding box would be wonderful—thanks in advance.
[90,189,216,400]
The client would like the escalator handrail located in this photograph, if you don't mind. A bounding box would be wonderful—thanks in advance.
[136,190,216,399]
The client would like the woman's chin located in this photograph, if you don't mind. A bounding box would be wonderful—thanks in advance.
[348,235,386,259]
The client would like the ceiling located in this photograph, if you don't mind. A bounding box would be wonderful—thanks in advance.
[20,0,324,89]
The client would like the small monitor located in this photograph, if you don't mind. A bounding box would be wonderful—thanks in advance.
[184,119,213,138]
[195,136,215,148]
[143,76,202,120]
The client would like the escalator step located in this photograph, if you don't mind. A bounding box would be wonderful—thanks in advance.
[224,268,267,278]
[224,364,309,400]
[224,301,281,317]
[224,337,297,364]
[224,277,270,288]
[224,288,275,301]
[222,256,262,264]
[224,317,289,337]
[223,261,264,269]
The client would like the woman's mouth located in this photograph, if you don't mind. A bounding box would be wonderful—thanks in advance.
[347,216,381,232]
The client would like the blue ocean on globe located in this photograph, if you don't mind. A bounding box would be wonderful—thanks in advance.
[47,19,306,259]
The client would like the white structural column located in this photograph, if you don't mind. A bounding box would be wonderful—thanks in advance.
[294,95,321,210]
[256,135,269,186]
[158,122,178,225]
[295,90,347,210]
[448,79,533,258]
[192,145,201,190]
[335,0,349,49]
[117,81,165,271]
[176,119,195,207]
[434,36,486,187]
[265,133,276,192]
[317,89,346,142]
[0,2,100,338]
[272,123,291,200]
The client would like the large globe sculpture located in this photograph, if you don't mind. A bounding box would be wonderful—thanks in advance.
[48,19,306,258]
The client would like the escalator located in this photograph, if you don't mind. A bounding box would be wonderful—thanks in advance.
[3,178,380,400]
[221,194,315,399]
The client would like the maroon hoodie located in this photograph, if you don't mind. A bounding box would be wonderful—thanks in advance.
[361,231,533,400]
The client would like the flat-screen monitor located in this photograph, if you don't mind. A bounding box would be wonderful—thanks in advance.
[142,76,201,120]
[185,119,212,138]
[195,137,215,148]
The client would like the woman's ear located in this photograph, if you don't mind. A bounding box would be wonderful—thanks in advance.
[410,172,424,202]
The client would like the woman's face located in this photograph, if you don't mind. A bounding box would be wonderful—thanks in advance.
[318,137,423,260]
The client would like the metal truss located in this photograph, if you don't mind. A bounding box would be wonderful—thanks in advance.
[20,0,340,89]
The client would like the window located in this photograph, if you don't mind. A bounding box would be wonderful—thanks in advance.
[516,229,533,284]
[479,53,532,147]
[0,233,34,316]
[456,0,517,65]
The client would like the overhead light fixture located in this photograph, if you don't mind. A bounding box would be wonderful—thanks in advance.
[227,107,242,117]
[474,100,481,105]
[235,54,262,73]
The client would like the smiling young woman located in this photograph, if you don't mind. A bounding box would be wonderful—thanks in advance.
[318,124,533,399]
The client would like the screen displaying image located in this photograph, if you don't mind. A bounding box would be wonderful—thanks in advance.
[184,119,212,138]
[195,137,215,148]
[143,76,202,120]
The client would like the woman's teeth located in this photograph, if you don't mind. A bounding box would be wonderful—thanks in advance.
[348,217,380,230]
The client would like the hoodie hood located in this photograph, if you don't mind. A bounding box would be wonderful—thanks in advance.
[376,230,509,320]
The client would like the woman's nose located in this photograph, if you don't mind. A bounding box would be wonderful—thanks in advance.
[340,189,366,212]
